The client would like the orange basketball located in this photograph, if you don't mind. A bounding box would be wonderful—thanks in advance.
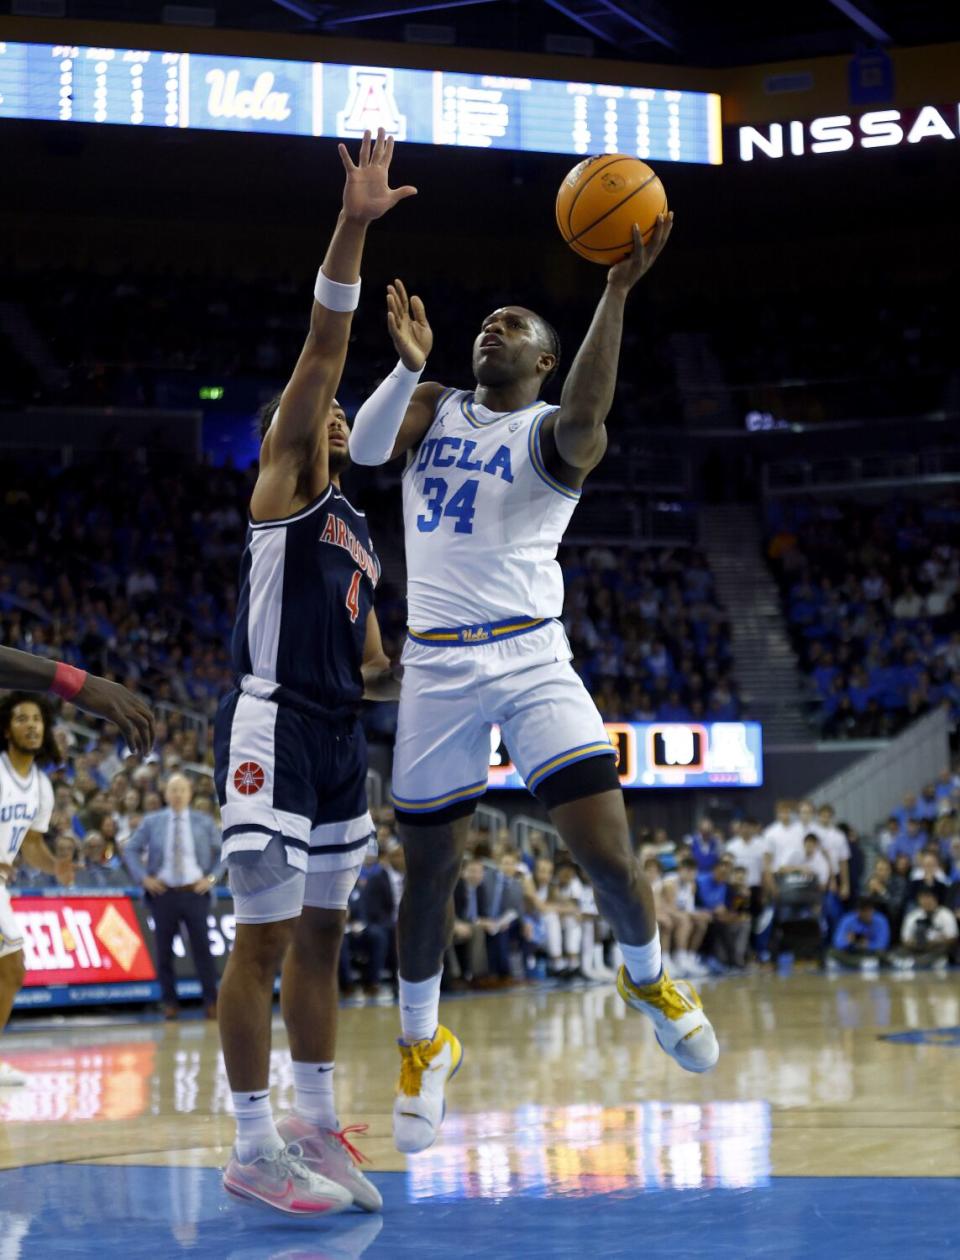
[556,155,668,264]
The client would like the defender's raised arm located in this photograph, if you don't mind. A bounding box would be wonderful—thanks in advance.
[254,129,416,519]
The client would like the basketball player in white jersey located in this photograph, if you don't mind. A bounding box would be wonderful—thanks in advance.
[349,214,719,1153]
[0,694,74,1086]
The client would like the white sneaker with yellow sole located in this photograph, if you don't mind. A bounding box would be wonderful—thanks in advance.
[617,966,719,1073]
[392,1025,463,1154]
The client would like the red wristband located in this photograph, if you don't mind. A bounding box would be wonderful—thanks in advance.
[50,662,88,701]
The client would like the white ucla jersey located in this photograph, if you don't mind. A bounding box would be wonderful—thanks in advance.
[0,753,53,862]
[402,389,580,627]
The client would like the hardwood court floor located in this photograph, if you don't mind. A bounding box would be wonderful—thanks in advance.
[1,971,959,1258]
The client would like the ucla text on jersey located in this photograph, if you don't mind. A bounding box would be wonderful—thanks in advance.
[0,753,53,862]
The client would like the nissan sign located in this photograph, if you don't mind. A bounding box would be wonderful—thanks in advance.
[738,104,959,161]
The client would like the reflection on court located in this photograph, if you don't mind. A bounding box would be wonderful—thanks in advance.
[406,1100,771,1197]
[0,974,958,1256]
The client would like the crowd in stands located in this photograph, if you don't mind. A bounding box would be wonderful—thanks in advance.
[713,285,954,426]
[6,263,956,431]
[333,774,960,990]
[8,685,960,989]
[562,545,740,724]
[2,265,674,425]
[0,456,738,732]
[767,497,960,738]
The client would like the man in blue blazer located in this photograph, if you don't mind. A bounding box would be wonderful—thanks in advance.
[124,772,225,1019]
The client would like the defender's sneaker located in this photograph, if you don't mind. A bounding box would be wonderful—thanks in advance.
[617,966,719,1073]
[392,1025,463,1154]
[223,1141,353,1215]
[0,1061,27,1087]
[277,1115,383,1212]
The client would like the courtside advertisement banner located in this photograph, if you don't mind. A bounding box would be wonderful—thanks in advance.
[12,895,157,988]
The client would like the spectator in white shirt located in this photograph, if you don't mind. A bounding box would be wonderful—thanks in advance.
[816,803,851,898]
[725,818,769,892]
[763,800,802,872]
[653,857,710,977]
[892,586,924,620]
[892,887,958,971]
[782,833,832,891]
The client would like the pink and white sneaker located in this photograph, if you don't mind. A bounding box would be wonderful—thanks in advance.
[223,1141,353,1216]
[278,1115,383,1213]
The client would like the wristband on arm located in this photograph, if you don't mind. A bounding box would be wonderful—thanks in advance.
[348,360,425,465]
[314,267,361,313]
[50,661,87,701]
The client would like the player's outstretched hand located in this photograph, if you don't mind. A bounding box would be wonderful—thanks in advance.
[386,278,433,371]
[74,674,155,758]
[339,127,417,225]
[607,212,674,293]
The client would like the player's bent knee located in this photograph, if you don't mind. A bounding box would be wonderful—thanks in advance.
[225,921,294,986]
[399,819,468,886]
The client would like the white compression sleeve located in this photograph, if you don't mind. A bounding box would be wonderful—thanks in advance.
[348,360,424,466]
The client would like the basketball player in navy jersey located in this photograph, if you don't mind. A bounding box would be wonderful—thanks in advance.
[213,129,412,1215]
[350,213,719,1155]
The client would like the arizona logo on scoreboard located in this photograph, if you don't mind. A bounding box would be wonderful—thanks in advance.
[337,66,408,140]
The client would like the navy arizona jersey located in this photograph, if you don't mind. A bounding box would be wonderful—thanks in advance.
[231,484,380,710]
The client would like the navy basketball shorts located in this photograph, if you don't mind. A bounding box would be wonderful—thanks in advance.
[214,689,374,923]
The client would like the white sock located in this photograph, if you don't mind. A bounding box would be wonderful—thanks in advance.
[620,933,663,987]
[399,971,442,1044]
[292,1061,338,1130]
[232,1089,282,1162]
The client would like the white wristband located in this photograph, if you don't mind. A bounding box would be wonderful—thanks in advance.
[314,267,361,312]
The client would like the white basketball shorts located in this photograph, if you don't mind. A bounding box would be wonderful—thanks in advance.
[392,618,617,822]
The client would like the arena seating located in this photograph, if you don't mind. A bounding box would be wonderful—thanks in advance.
[766,496,960,738]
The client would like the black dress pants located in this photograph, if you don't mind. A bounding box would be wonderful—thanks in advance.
[150,887,219,1006]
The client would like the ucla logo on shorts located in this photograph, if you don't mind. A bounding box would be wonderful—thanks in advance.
[233,762,265,795]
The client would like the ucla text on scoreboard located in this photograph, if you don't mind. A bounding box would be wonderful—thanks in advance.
[0,40,722,164]
[488,721,763,790]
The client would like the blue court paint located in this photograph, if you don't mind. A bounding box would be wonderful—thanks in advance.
[0,1167,957,1259]
[879,1025,960,1046]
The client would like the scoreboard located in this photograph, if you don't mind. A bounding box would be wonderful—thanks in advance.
[488,722,763,790]
[0,40,722,164]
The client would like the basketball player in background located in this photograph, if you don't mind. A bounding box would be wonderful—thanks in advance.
[350,212,719,1155]
[213,129,410,1215]
[0,694,74,1086]
[0,645,155,757]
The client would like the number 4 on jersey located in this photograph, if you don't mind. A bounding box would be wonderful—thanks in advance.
[345,570,362,623]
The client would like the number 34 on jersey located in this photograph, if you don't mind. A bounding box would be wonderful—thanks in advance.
[412,434,514,536]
